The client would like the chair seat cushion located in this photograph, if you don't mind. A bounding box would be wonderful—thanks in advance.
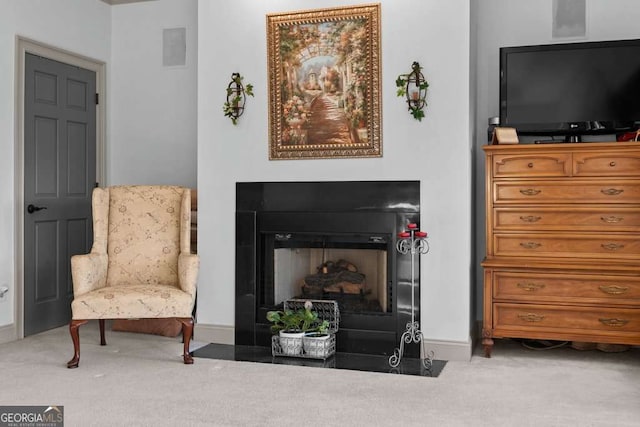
[71,284,194,320]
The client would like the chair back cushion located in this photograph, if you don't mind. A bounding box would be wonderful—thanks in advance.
[106,186,185,287]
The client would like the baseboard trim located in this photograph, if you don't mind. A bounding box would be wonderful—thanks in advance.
[194,323,234,345]
[0,323,18,344]
[423,336,473,362]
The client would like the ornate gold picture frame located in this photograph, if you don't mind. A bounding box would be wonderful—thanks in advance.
[267,4,381,160]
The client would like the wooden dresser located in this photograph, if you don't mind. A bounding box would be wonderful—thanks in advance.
[481,141,640,357]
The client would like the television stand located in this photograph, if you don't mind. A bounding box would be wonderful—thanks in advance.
[482,141,640,357]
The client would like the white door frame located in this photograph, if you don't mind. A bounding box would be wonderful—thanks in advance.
[14,36,106,339]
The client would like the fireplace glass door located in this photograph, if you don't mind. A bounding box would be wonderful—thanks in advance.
[260,232,392,316]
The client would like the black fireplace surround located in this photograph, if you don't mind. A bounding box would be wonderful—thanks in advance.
[235,181,420,357]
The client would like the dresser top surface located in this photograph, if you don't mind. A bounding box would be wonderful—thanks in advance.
[483,141,640,153]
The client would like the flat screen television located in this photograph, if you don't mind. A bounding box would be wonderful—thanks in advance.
[499,39,640,138]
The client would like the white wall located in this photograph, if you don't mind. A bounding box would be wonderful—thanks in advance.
[473,0,640,319]
[110,0,197,187]
[0,0,111,332]
[197,0,473,357]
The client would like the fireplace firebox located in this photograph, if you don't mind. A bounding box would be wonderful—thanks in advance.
[266,230,390,314]
[236,181,420,357]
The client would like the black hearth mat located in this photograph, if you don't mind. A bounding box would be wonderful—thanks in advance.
[192,343,447,377]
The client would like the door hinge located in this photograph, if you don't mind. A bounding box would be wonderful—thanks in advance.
[95,93,99,105]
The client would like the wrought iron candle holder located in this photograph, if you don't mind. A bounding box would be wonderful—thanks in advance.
[223,72,254,125]
[389,223,434,369]
[395,61,429,121]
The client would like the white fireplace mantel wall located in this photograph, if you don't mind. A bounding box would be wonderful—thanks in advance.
[197,0,473,360]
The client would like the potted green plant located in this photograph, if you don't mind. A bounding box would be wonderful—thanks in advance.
[267,300,330,356]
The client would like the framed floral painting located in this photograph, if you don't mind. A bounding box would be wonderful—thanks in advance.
[267,4,381,160]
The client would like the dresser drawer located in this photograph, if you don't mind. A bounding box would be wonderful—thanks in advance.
[493,207,640,231]
[573,151,640,177]
[494,233,640,259]
[492,153,571,178]
[493,271,640,306]
[493,303,640,333]
[493,180,640,204]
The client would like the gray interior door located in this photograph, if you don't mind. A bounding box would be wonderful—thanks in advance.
[24,53,96,336]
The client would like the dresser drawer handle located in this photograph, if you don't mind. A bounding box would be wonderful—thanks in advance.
[519,189,541,196]
[601,243,624,251]
[601,188,624,196]
[520,242,542,249]
[598,285,629,295]
[600,215,623,223]
[609,161,616,167]
[518,313,545,322]
[527,162,534,168]
[598,318,629,327]
[517,282,546,291]
[519,215,542,223]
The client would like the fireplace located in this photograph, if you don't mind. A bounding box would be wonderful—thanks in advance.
[268,231,389,314]
[235,181,420,357]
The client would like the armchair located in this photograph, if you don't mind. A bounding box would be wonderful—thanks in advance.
[67,185,199,368]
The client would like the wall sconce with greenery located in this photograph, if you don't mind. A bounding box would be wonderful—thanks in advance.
[223,72,254,125]
[396,61,429,121]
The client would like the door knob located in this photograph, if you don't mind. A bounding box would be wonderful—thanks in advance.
[27,204,47,214]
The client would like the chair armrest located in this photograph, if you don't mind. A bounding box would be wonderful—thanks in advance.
[70,253,108,296]
[178,253,199,298]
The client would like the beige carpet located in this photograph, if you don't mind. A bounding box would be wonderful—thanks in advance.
[0,323,638,426]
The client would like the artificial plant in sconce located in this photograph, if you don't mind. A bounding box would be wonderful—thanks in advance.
[223,72,254,125]
[396,61,429,121]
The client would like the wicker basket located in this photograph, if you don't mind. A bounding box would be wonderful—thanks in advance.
[271,299,339,360]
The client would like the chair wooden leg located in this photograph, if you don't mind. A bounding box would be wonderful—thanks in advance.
[67,319,88,368]
[99,319,106,346]
[177,317,194,364]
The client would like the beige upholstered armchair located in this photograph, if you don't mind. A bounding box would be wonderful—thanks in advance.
[67,185,199,368]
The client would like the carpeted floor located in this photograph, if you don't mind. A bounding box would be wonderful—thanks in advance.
[0,323,638,426]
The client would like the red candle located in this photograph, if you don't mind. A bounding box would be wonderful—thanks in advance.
[407,223,418,229]
[398,232,411,238]
[415,231,428,238]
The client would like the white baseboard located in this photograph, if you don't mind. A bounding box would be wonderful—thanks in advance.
[194,323,234,345]
[423,336,473,362]
[0,323,18,344]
